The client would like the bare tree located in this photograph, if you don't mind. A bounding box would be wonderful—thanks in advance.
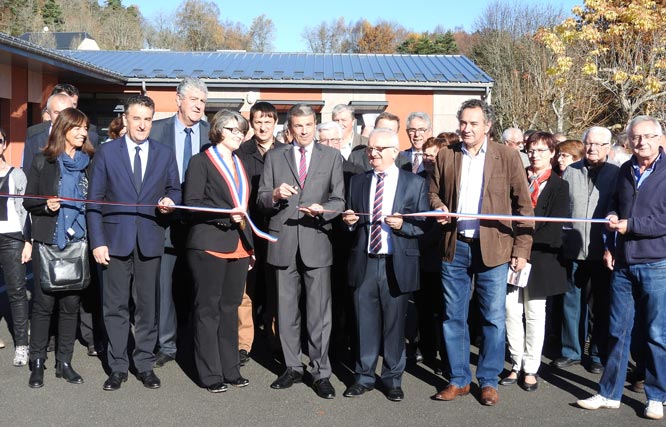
[247,14,275,52]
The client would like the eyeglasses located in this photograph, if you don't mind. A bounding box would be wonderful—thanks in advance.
[223,127,244,136]
[557,153,573,158]
[407,128,430,134]
[584,142,610,148]
[630,134,661,143]
[527,148,551,156]
[319,138,341,145]
[366,146,397,153]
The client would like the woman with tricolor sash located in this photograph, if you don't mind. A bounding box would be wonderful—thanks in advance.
[184,110,254,393]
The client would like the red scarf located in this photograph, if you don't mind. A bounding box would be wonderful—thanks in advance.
[528,167,551,208]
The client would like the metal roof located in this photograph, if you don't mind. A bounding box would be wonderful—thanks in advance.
[60,51,493,89]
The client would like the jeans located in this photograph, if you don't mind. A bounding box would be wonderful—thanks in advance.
[599,259,666,402]
[560,260,610,364]
[0,233,29,346]
[441,239,509,389]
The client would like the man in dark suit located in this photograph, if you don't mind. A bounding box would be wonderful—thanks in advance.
[87,95,181,391]
[24,84,100,171]
[332,104,366,161]
[349,112,408,172]
[402,112,433,175]
[235,101,282,364]
[149,77,210,368]
[341,128,429,402]
[257,104,345,399]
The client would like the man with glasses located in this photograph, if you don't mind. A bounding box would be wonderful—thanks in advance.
[552,126,620,375]
[577,116,666,420]
[258,104,345,399]
[342,128,429,401]
[502,127,530,167]
[429,99,534,406]
[404,112,433,174]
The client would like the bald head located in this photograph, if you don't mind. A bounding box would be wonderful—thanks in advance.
[46,93,74,123]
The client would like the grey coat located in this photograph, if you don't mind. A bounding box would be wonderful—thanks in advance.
[562,159,620,260]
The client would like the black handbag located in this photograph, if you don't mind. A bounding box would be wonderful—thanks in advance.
[38,240,90,292]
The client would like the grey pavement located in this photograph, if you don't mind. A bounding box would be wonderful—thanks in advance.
[0,319,658,427]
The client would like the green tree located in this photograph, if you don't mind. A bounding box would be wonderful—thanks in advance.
[42,0,65,31]
[396,31,458,54]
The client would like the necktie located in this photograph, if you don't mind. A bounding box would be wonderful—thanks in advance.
[370,172,385,254]
[133,145,142,193]
[298,146,307,188]
[183,127,193,181]
[412,152,422,174]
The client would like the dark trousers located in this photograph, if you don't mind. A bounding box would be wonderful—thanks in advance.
[0,233,29,346]
[102,250,160,373]
[29,243,80,362]
[188,250,248,386]
[276,251,332,381]
[79,260,105,351]
[353,257,409,389]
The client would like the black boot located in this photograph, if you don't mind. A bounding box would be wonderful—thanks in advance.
[55,361,83,384]
[29,359,45,388]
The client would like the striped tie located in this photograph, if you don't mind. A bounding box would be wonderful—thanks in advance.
[370,172,385,254]
[298,146,307,188]
[412,152,422,174]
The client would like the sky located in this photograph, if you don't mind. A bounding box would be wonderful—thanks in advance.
[135,0,583,52]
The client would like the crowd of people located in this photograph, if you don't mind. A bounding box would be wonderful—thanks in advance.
[0,78,664,420]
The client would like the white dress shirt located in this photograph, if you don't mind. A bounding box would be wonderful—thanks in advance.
[457,139,487,238]
[367,164,399,254]
[125,136,149,181]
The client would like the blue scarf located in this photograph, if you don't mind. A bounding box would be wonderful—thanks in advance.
[55,151,90,249]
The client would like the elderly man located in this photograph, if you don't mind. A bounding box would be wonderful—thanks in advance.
[429,99,534,406]
[341,128,429,401]
[258,104,345,399]
[552,126,619,374]
[404,112,433,174]
[332,104,366,160]
[502,127,530,167]
[149,77,210,368]
[577,116,666,420]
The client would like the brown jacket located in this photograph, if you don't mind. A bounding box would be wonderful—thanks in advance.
[428,141,534,267]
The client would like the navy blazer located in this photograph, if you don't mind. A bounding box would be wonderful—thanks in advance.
[346,168,429,293]
[86,137,181,258]
[149,115,211,173]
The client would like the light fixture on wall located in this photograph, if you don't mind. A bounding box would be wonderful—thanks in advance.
[246,91,258,105]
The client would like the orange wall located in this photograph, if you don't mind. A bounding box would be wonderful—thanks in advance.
[7,65,28,167]
[385,91,434,150]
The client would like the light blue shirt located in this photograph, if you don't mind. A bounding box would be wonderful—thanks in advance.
[174,118,200,182]
[457,139,488,238]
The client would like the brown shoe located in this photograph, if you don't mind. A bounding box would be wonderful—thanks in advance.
[480,386,499,406]
[434,384,471,401]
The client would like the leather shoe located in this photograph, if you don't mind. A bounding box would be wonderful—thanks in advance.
[29,359,45,388]
[270,368,302,389]
[434,383,470,401]
[480,386,499,406]
[239,349,250,366]
[313,378,335,399]
[55,361,83,384]
[499,371,519,386]
[206,382,228,393]
[386,387,404,402]
[103,371,128,391]
[551,356,580,368]
[87,346,99,357]
[228,376,250,388]
[137,370,161,389]
[343,383,373,398]
[519,374,538,392]
[154,352,175,368]
[587,362,603,374]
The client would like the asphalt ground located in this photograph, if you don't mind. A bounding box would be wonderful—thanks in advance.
[0,315,659,427]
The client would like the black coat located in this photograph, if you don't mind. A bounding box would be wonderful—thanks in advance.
[526,172,569,298]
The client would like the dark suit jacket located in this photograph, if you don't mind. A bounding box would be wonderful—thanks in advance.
[527,171,569,298]
[400,148,423,173]
[346,168,429,293]
[184,151,253,253]
[23,121,99,172]
[257,143,345,268]
[428,141,534,266]
[86,137,181,258]
[23,154,64,244]
[149,115,211,177]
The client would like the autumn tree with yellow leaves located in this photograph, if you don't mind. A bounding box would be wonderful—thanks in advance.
[540,0,666,127]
